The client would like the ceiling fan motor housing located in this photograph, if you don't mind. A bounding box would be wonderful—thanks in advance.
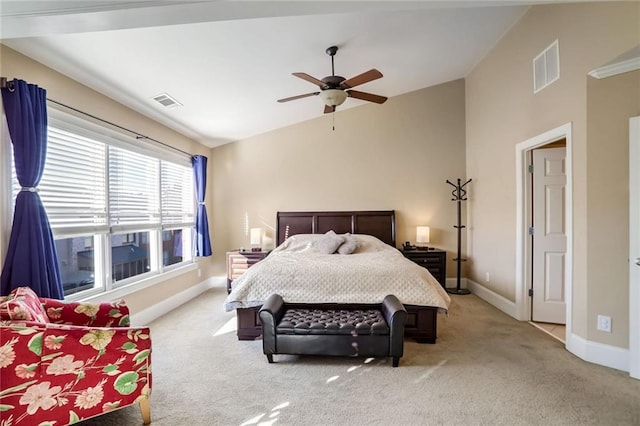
[321,75,346,89]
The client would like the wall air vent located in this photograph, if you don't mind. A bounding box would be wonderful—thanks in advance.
[152,93,182,109]
[533,40,559,94]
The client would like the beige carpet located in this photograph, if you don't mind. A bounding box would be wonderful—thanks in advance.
[80,287,640,425]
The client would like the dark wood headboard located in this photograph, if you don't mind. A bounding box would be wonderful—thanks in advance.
[276,210,396,247]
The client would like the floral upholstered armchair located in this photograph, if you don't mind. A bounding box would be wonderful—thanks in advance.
[0,287,152,425]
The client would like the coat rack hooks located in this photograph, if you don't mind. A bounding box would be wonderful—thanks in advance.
[446,178,472,295]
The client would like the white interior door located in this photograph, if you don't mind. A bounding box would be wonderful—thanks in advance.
[532,147,567,323]
[630,116,640,379]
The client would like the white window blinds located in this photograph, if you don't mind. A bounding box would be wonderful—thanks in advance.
[39,127,107,231]
[161,161,194,227]
[10,112,194,236]
[108,146,160,229]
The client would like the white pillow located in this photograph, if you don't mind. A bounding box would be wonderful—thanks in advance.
[337,233,359,255]
[317,230,345,254]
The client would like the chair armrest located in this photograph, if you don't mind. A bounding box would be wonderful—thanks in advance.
[1,322,151,425]
[42,322,151,361]
[381,295,407,357]
[41,298,130,327]
[259,294,285,319]
[258,294,285,355]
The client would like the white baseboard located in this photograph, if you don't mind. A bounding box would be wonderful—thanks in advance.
[464,278,518,319]
[465,279,630,373]
[566,332,629,372]
[131,275,225,326]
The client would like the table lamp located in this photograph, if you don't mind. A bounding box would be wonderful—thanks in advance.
[250,227,263,252]
[416,226,430,250]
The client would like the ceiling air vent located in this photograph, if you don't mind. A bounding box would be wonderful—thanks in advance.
[152,93,182,109]
[533,40,559,94]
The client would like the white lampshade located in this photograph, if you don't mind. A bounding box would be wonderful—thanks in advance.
[250,228,263,246]
[319,89,348,106]
[416,226,430,244]
[262,235,274,250]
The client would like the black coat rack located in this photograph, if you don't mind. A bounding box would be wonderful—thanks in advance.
[446,178,472,295]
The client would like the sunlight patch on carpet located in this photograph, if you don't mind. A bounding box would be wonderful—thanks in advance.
[213,317,237,336]
[326,375,340,383]
[240,413,265,425]
[240,402,289,426]
[272,402,289,410]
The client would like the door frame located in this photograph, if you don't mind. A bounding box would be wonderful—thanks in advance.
[515,123,573,339]
[630,116,640,379]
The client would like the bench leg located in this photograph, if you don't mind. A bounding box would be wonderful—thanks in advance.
[266,354,274,363]
[392,356,400,367]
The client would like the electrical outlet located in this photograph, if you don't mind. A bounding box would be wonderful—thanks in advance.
[197,268,202,278]
[597,315,612,333]
[485,272,490,282]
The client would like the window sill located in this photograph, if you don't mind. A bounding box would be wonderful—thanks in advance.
[74,262,198,303]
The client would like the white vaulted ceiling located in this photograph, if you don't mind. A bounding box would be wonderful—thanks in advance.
[1,1,540,147]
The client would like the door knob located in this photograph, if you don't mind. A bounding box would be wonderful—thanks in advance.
[636,258,640,266]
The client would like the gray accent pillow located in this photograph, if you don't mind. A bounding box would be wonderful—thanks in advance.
[337,234,359,255]
[317,230,345,254]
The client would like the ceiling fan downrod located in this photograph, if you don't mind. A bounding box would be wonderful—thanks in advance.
[326,45,338,77]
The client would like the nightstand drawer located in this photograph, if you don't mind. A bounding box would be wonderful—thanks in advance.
[400,249,446,289]
[227,250,268,293]
[412,257,441,267]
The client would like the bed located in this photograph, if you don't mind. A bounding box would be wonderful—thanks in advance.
[224,210,451,343]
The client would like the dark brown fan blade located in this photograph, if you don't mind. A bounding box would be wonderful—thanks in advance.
[277,92,320,103]
[324,105,335,114]
[292,72,327,88]
[340,69,383,89]
[347,90,387,104]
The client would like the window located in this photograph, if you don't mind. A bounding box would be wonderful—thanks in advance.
[162,229,188,267]
[56,236,98,296]
[111,232,150,282]
[10,108,195,298]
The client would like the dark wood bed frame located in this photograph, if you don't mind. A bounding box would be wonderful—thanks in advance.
[235,210,440,343]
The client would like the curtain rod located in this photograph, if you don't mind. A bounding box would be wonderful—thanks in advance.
[46,99,193,157]
[1,76,193,158]
[0,77,12,90]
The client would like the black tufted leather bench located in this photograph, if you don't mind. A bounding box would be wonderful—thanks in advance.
[259,294,407,367]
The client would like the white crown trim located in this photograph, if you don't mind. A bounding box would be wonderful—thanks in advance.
[588,56,640,79]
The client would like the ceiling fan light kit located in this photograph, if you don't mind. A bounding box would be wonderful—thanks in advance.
[319,89,348,106]
[278,45,387,114]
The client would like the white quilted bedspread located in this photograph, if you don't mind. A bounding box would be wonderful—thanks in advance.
[223,234,451,312]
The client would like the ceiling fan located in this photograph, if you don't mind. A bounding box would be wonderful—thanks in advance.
[277,45,388,114]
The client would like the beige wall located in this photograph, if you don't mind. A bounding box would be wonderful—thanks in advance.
[4,2,637,350]
[210,79,467,276]
[586,70,640,346]
[0,45,215,314]
[465,2,639,345]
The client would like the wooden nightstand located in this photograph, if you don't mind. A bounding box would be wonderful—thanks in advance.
[226,250,268,293]
[400,248,447,289]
